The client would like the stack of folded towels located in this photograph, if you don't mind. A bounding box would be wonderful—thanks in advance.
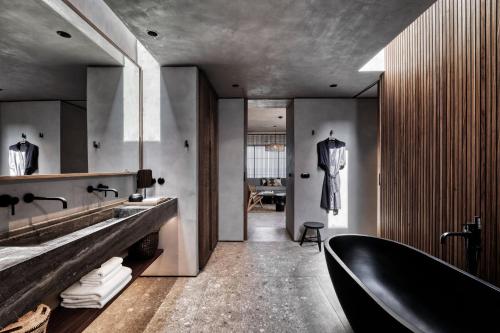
[60,257,132,309]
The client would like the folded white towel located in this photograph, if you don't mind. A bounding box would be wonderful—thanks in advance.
[61,266,132,299]
[80,264,122,286]
[96,257,123,277]
[61,274,131,309]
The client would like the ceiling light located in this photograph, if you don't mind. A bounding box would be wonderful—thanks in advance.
[265,127,285,152]
[329,84,338,88]
[232,84,239,88]
[147,30,158,37]
[359,49,385,72]
[56,31,72,38]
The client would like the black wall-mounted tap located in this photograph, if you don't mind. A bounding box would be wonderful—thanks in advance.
[86,184,118,198]
[440,216,481,275]
[23,193,68,209]
[0,194,20,215]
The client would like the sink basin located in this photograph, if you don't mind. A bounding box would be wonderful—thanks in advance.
[0,206,149,247]
[113,206,148,218]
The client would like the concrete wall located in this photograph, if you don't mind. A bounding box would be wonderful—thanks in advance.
[60,101,88,173]
[285,101,295,237]
[87,61,139,173]
[0,175,135,234]
[0,101,61,175]
[218,99,245,241]
[292,99,378,240]
[143,67,199,276]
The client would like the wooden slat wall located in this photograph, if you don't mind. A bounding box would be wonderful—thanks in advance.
[380,0,499,285]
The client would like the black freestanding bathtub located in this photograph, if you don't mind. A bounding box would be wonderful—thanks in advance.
[324,234,500,333]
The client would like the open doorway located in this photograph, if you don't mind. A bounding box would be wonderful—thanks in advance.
[245,100,290,241]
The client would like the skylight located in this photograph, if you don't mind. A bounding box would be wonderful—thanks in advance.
[359,49,385,72]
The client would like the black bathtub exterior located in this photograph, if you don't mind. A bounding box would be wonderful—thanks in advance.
[324,234,500,333]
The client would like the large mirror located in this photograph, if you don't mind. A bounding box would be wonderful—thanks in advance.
[0,1,140,177]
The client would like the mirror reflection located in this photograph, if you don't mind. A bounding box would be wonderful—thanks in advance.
[0,1,139,177]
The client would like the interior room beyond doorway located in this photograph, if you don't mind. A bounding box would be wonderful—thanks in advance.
[246,100,289,241]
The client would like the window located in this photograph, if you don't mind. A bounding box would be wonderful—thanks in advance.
[247,145,286,178]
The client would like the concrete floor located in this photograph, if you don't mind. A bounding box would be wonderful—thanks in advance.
[248,205,290,242]
[84,213,352,333]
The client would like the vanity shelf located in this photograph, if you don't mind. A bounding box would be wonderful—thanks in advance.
[47,250,163,333]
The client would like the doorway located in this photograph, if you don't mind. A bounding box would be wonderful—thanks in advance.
[245,99,290,241]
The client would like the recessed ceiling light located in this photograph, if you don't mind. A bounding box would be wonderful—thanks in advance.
[147,30,158,37]
[56,31,72,38]
[278,116,283,119]
[329,84,338,88]
[232,84,239,88]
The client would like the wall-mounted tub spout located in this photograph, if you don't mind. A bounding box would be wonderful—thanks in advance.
[23,193,68,209]
[87,184,118,198]
[440,216,481,275]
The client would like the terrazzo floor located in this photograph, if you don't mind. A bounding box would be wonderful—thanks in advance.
[84,212,352,333]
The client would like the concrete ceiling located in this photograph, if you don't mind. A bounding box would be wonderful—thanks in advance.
[248,107,286,133]
[105,0,435,98]
[0,0,122,101]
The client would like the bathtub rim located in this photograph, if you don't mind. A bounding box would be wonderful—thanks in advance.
[324,234,500,333]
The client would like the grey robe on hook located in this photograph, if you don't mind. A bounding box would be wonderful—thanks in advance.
[317,138,346,213]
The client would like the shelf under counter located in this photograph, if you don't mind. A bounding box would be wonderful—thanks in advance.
[47,250,163,333]
[0,198,178,328]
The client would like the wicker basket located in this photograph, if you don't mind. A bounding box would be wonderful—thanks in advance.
[130,232,159,259]
[0,304,50,333]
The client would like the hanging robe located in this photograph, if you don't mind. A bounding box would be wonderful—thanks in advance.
[317,138,346,213]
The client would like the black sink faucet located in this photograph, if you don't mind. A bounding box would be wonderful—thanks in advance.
[440,216,481,275]
[23,193,68,209]
[86,184,118,198]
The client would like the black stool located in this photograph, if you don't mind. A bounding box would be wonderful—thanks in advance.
[299,222,325,252]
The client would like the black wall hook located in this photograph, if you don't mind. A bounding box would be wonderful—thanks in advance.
[184,140,189,149]
[93,141,101,149]
[39,132,44,138]
[21,133,27,139]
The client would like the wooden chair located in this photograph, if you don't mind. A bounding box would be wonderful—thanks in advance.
[247,184,264,211]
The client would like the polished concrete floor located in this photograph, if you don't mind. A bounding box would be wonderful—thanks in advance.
[247,205,290,242]
[84,212,352,333]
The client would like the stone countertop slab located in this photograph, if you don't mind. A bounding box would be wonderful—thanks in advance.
[0,198,177,328]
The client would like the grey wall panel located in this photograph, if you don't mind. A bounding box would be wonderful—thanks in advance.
[0,175,135,234]
[218,98,245,241]
[86,64,139,173]
[285,101,295,238]
[143,67,199,276]
[293,99,378,240]
[60,101,88,173]
[0,101,61,175]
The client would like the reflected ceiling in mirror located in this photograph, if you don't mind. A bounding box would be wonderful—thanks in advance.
[0,0,140,177]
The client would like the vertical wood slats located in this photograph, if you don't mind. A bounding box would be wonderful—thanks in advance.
[380,0,499,286]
